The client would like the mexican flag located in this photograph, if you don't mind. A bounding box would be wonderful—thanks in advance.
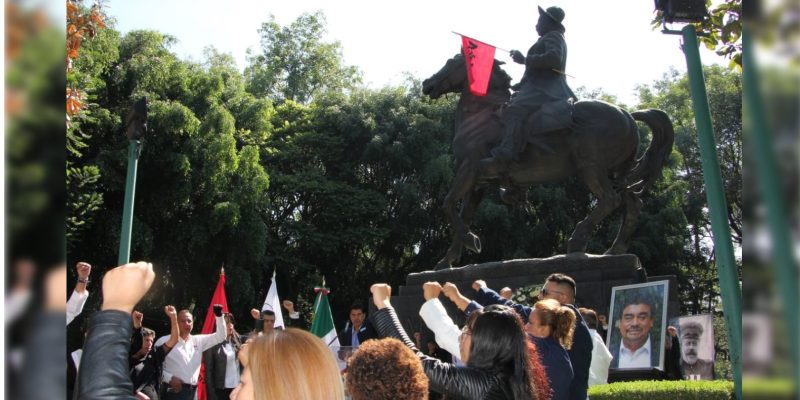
[310,285,340,348]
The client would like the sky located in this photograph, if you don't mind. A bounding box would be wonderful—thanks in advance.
[108,0,724,106]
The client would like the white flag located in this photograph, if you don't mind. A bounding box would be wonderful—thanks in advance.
[261,270,285,329]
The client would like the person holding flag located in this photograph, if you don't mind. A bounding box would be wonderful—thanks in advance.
[491,5,577,164]
[158,272,228,400]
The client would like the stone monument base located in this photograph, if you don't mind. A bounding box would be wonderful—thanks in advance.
[390,254,654,334]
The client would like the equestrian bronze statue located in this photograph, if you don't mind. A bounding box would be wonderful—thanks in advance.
[422,54,674,269]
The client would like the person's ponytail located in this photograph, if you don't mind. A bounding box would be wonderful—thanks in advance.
[553,306,576,349]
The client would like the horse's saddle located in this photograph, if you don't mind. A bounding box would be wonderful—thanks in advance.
[523,99,574,137]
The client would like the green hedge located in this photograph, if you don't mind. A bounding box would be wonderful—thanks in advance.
[742,378,795,400]
[587,380,733,400]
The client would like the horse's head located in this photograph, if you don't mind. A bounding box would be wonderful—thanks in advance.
[422,52,512,100]
[422,53,467,99]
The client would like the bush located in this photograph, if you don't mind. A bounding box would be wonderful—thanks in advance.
[588,380,733,400]
[742,378,795,400]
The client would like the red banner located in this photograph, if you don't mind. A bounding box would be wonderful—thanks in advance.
[461,35,496,96]
[197,271,229,400]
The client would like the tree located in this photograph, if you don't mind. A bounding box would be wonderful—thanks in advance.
[244,11,362,103]
[636,65,742,316]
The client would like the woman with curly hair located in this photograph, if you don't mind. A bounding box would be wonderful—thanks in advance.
[346,337,429,400]
[528,299,576,400]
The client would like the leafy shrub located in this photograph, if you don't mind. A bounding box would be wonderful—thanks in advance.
[588,380,733,400]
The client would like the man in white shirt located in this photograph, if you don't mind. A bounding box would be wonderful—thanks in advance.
[157,305,226,400]
[579,307,613,386]
[610,297,659,369]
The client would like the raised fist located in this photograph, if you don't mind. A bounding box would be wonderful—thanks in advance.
[370,283,392,309]
[164,305,177,318]
[76,262,92,279]
[101,262,155,314]
[422,282,442,301]
[213,304,224,317]
[132,310,144,328]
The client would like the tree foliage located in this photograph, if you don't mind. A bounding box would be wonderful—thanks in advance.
[244,11,362,103]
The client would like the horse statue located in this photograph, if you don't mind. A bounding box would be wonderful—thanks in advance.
[422,53,674,270]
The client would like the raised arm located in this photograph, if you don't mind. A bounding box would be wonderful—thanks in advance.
[67,261,92,325]
[472,280,532,322]
[371,284,495,399]
[163,305,179,351]
[77,261,155,400]
[418,282,461,358]
[441,282,471,312]
[196,305,226,352]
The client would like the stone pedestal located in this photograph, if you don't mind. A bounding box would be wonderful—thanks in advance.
[390,254,677,337]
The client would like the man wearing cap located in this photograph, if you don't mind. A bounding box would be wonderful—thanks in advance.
[491,5,577,163]
[680,321,715,379]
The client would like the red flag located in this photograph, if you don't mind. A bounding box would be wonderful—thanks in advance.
[197,270,229,400]
[461,35,496,96]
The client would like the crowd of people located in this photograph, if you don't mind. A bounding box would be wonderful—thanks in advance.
[67,257,660,400]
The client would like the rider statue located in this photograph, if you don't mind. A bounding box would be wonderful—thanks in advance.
[491,6,577,163]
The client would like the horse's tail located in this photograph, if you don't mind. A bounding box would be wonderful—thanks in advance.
[626,109,675,193]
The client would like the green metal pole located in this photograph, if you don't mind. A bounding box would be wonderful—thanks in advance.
[742,29,800,390]
[117,139,142,265]
[681,25,742,398]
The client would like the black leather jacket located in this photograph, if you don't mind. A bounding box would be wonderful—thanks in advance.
[372,307,515,400]
[77,310,138,400]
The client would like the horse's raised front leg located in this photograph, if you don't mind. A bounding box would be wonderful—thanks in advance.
[436,161,481,270]
[606,190,642,255]
[568,169,622,254]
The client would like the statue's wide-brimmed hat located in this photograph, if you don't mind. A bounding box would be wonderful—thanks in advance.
[538,5,566,28]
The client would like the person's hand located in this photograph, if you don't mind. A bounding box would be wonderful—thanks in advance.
[667,326,678,337]
[442,282,461,302]
[282,300,295,313]
[169,376,183,393]
[164,305,177,319]
[213,304,223,317]
[423,282,442,301]
[101,262,155,314]
[510,49,525,63]
[370,283,392,309]
[250,308,261,320]
[472,280,487,292]
[132,311,144,329]
[76,262,92,279]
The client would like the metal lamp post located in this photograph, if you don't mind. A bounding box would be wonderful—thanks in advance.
[656,1,742,398]
[117,97,148,265]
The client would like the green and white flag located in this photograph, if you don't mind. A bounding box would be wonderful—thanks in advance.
[310,284,340,348]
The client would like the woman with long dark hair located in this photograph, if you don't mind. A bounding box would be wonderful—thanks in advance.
[370,283,544,400]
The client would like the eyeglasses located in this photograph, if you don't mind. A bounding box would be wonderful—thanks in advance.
[540,287,566,298]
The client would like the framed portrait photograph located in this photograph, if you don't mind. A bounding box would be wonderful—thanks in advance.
[607,280,669,371]
[678,314,715,380]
